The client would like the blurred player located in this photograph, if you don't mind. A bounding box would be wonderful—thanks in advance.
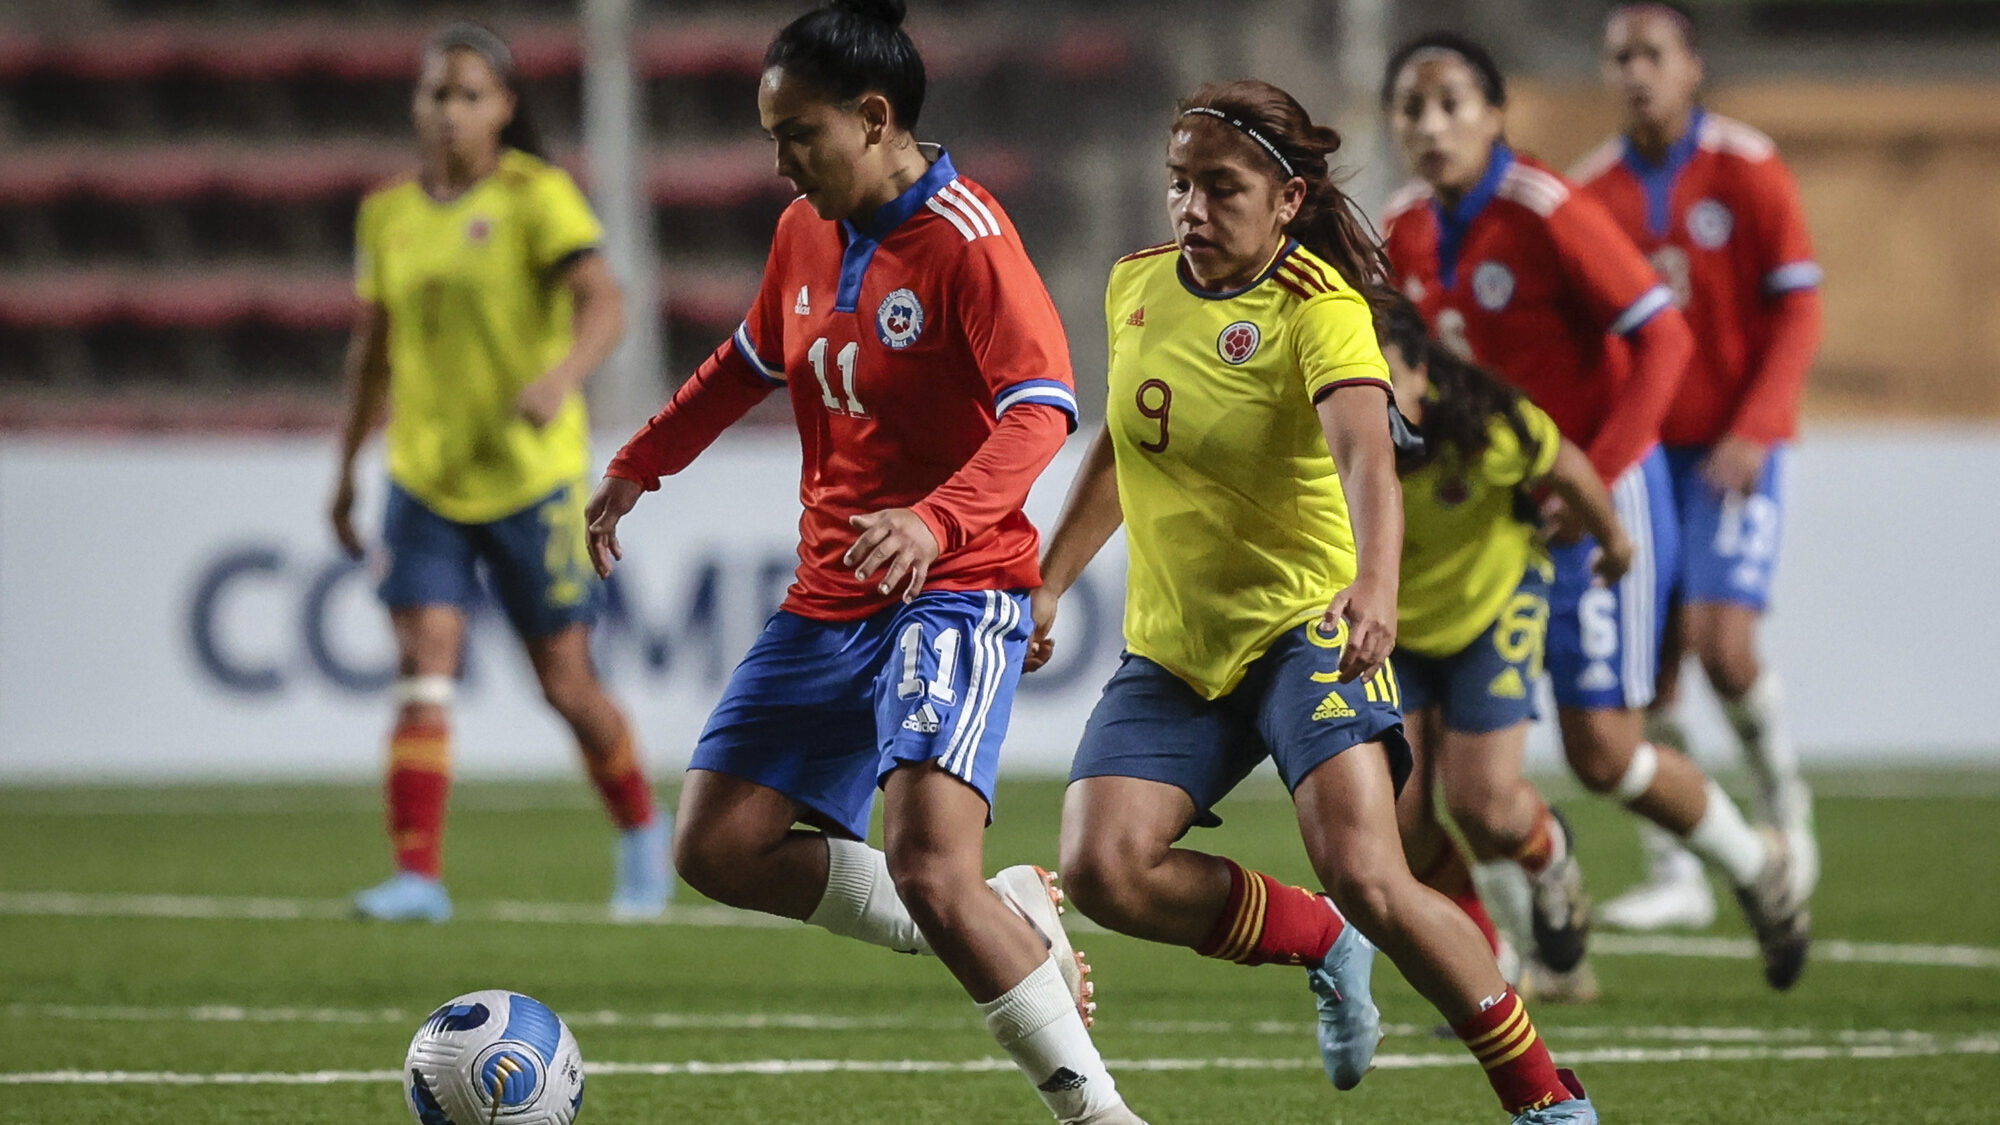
[1380,31,1810,992]
[1378,296,1629,983]
[1576,0,1824,931]
[583,3,1143,1122]
[330,24,668,924]
[1032,81,1597,1124]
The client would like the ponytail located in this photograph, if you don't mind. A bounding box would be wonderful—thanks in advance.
[1377,296,1539,476]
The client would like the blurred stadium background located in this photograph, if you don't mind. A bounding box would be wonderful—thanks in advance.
[2,0,1998,783]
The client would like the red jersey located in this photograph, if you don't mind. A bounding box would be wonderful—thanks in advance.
[1382,146,1677,477]
[1574,110,1821,446]
[610,150,1077,620]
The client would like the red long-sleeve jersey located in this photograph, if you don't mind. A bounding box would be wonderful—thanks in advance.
[1574,110,1822,447]
[608,150,1077,620]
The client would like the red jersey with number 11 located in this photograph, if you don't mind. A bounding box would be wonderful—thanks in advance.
[609,149,1078,620]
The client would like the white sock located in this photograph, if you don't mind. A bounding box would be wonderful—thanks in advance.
[1722,675,1801,808]
[1681,779,1769,887]
[978,957,1122,1123]
[805,837,930,955]
[1470,859,1534,947]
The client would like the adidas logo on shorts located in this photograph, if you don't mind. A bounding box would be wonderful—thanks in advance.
[1312,689,1356,721]
[1488,667,1527,699]
[901,703,942,735]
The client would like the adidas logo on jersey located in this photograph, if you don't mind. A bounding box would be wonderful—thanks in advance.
[1489,667,1527,699]
[794,286,811,315]
[1312,689,1356,721]
[1125,306,1146,327]
[901,703,942,735]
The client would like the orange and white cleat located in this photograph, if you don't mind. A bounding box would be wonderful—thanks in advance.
[990,864,1097,1026]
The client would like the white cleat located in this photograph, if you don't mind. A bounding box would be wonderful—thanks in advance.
[1599,857,1716,932]
[990,864,1096,1026]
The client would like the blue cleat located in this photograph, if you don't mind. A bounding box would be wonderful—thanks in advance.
[1512,1069,1597,1124]
[353,871,452,923]
[610,816,674,920]
[1305,918,1380,1090]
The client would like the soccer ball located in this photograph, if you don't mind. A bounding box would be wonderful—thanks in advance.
[403,990,585,1125]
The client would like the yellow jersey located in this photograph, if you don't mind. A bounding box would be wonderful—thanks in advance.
[1104,240,1393,699]
[1397,401,1562,657]
[355,148,603,523]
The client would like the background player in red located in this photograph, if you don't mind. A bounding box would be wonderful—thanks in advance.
[1576,0,1824,933]
[1380,31,1809,994]
[583,4,1142,1123]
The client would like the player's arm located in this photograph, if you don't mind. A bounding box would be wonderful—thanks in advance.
[1548,195,1693,482]
[330,299,390,560]
[1025,424,1122,673]
[518,253,626,427]
[1535,436,1633,584]
[1709,159,1823,494]
[1319,385,1402,683]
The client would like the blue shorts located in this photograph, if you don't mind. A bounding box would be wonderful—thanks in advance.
[1664,444,1787,612]
[1068,618,1410,831]
[378,480,598,639]
[1547,449,1678,711]
[1397,569,1550,734]
[691,589,1030,840]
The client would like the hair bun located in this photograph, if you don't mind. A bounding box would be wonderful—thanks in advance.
[831,0,907,29]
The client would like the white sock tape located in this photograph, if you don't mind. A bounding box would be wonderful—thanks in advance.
[1614,741,1660,803]
[393,675,455,708]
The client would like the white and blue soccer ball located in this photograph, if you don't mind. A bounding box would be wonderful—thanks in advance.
[403,990,585,1125]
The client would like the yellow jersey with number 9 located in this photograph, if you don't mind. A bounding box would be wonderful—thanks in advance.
[1103,240,1392,699]
[1397,402,1563,657]
[355,148,603,524]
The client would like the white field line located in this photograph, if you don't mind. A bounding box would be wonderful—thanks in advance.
[6,1036,1997,1086]
[6,890,1997,971]
[4,1003,1974,1053]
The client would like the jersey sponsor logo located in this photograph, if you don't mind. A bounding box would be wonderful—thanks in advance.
[1216,320,1261,365]
[794,286,811,315]
[465,216,493,245]
[1472,261,1516,311]
[901,703,943,735]
[1312,688,1357,721]
[876,288,925,349]
[1687,199,1734,250]
[1125,306,1146,327]
[1488,667,1527,700]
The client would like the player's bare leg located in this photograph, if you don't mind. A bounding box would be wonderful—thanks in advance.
[1294,744,1584,1115]
[1561,705,1809,988]
[672,769,839,920]
[526,625,669,916]
[883,764,1138,1125]
[354,606,464,922]
[1396,710,1511,975]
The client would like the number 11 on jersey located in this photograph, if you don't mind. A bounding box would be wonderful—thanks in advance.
[808,337,866,415]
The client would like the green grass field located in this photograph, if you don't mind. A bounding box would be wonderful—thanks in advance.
[3,770,1997,1124]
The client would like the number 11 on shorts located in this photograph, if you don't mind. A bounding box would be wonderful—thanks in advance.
[896,623,961,704]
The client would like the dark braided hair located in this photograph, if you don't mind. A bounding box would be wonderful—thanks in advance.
[1175,80,1397,314]
[766,0,927,130]
[1378,296,1541,479]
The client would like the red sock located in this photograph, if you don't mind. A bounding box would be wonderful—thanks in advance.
[1194,859,1345,967]
[1454,989,1572,1114]
[386,720,451,878]
[582,731,655,830]
[1416,845,1500,956]
[1511,806,1558,875]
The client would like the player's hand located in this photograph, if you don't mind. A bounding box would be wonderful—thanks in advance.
[845,509,940,603]
[1538,493,1588,546]
[329,474,364,560]
[1700,435,1767,496]
[516,377,569,428]
[1323,575,1396,683]
[1592,528,1635,586]
[1024,586,1060,673]
[585,476,644,579]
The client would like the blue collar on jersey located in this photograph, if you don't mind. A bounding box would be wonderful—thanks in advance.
[1621,107,1705,239]
[834,146,957,314]
[1174,238,1298,301]
[1430,142,1513,291]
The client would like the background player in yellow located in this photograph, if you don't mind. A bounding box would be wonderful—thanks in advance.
[1028,80,1598,1123]
[328,24,669,923]
[1379,296,1631,1001]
